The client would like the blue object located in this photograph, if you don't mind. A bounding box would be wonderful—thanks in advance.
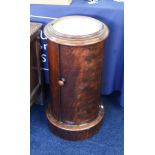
[30,0,124,106]
[31,94,124,155]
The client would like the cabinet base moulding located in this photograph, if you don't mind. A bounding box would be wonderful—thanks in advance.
[46,106,104,141]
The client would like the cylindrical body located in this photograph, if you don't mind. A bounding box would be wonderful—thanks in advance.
[44,16,109,140]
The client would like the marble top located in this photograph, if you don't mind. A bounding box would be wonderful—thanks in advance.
[30,22,42,36]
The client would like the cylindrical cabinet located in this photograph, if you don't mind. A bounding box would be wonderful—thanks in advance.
[44,16,109,140]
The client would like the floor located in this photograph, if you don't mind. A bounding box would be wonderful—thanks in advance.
[30,92,124,155]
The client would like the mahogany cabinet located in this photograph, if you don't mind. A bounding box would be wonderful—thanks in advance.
[44,16,109,140]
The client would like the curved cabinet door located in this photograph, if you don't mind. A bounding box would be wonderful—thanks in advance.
[60,43,104,124]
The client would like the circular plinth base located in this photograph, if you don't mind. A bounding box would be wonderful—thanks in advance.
[46,107,104,141]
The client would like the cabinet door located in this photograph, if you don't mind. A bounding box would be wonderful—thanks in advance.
[60,43,103,124]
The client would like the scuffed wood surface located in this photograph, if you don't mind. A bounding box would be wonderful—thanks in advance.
[30,22,42,37]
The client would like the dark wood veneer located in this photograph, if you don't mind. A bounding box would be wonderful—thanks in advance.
[46,40,105,140]
[44,16,109,140]
[30,22,44,106]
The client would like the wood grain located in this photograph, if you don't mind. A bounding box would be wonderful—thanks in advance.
[47,40,61,120]
[47,40,105,140]
[30,22,44,106]
[46,105,104,141]
[60,42,104,124]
